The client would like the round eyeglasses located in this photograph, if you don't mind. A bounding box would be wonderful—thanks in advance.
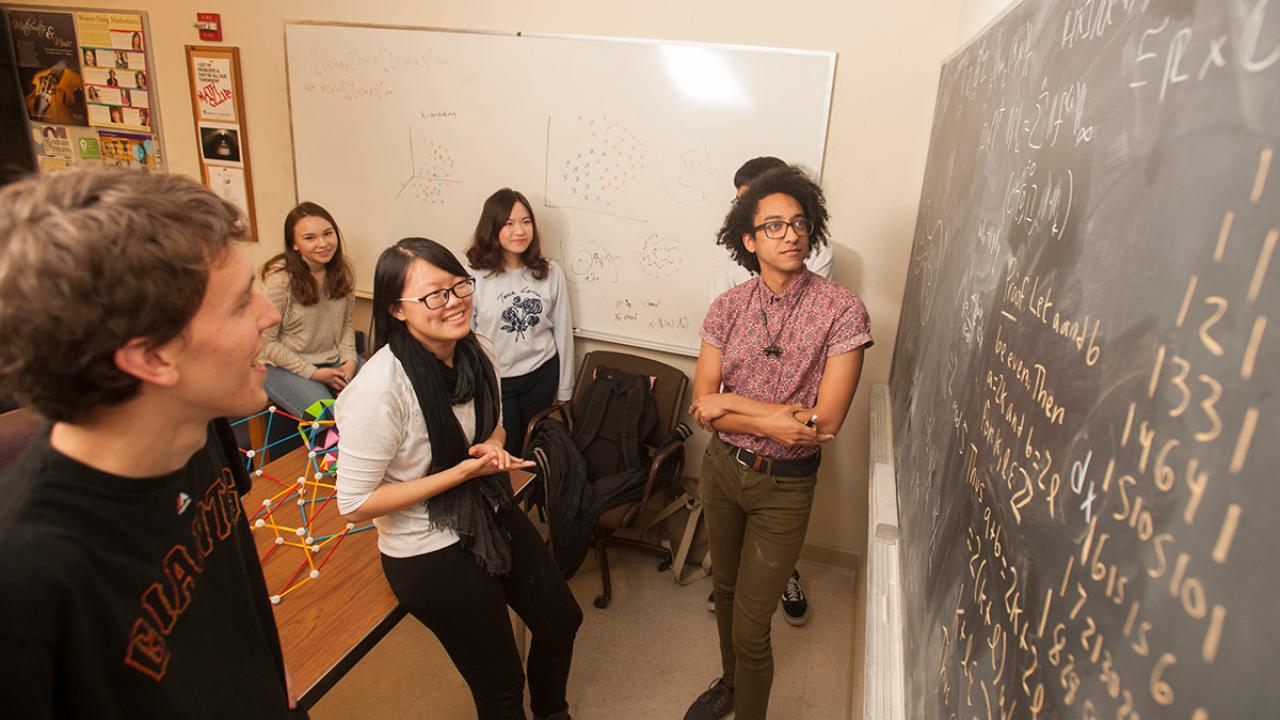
[398,277,476,310]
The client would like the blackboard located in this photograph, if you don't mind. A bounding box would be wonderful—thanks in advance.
[888,1,1278,718]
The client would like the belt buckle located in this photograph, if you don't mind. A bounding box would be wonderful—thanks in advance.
[733,446,769,474]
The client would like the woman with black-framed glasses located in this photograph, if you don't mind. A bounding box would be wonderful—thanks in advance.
[334,237,581,720]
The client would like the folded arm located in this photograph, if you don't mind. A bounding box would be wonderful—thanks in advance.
[689,342,864,447]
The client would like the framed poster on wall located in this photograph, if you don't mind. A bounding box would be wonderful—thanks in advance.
[3,6,164,173]
[186,44,256,239]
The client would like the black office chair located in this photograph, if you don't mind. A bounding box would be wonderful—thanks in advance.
[523,350,689,608]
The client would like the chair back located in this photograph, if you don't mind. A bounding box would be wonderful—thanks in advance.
[570,351,688,447]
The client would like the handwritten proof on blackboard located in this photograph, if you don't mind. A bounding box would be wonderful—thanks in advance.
[889,1,1278,719]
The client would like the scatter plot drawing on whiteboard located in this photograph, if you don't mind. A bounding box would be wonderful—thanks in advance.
[640,234,683,279]
[395,124,459,205]
[546,114,646,217]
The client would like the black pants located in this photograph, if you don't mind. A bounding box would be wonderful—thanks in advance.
[500,355,560,456]
[381,506,582,720]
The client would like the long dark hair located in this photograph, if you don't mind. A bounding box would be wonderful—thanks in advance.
[464,188,549,280]
[372,238,511,572]
[716,165,830,275]
[261,201,354,305]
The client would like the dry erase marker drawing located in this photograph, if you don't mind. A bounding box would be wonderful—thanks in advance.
[395,124,459,205]
[546,114,646,218]
[568,239,620,284]
[232,400,374,604]
[299,43,444,100]
[672,143,722,204]
[640,233,683,279]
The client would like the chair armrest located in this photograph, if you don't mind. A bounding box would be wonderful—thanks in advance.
[520,402,571,456]
[630,438,686,526]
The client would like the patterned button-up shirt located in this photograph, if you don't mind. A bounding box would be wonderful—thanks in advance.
[700,270,872,460]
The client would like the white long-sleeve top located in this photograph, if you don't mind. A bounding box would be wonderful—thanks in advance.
[333,336,500,558]
[709,241,834,299]
[470,260,575,401]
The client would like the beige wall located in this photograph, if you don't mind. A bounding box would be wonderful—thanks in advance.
[21,1,979,717]
[23,0,963,557]
[958,0,1018,46]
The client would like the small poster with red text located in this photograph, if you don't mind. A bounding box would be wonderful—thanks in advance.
[193,56,236,122]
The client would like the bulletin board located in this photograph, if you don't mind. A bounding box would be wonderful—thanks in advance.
[3,5,164,173]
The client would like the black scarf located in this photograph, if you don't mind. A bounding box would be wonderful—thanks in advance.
[388,330,513,575]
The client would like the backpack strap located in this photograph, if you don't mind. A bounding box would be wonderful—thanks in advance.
[572,368,616,453]
[617,375,649,471]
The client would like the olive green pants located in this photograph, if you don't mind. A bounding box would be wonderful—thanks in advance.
[700,435,817,720]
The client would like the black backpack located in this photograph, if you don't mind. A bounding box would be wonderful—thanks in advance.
[571,367,658,478]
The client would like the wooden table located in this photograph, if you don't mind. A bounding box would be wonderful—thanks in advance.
[242,447,533,708]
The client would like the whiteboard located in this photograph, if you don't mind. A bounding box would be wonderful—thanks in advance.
[284,22,835,355]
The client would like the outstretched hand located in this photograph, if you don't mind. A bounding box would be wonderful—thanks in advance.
[468,441,536,473]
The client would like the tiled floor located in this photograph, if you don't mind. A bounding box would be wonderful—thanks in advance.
[308,550,853,719]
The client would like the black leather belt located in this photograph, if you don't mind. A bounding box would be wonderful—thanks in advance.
[721,437,820,478]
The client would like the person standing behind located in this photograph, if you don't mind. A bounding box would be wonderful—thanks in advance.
[0,168,302,718]
[684,166,871,720]
[709,156,833,298]
[260,202,360,418]
[706,155,829,626]
[466,188,574,456]
[335,238,581,720]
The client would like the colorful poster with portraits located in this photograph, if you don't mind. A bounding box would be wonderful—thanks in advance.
[77,12,149,132]
[8,10,88,126]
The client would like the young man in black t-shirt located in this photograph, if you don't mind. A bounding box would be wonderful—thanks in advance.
[0,169,302,718]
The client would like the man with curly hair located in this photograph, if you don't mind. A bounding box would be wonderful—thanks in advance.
[0,168,304,718]
[684,165,872,720]
[705,156,834,627]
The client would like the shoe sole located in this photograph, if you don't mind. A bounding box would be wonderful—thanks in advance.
[783,609,809,626]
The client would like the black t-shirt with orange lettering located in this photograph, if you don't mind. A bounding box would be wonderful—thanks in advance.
[0,419,304,719]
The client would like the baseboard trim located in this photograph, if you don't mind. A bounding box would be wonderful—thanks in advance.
[800,544,859,571]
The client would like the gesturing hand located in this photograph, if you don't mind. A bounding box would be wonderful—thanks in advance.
[467,441,536,473]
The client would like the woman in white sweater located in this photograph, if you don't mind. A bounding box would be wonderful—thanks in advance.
[334,237,581,720]
[466,189,574,456]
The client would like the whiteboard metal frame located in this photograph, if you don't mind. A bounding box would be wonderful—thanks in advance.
[281,20,836,357]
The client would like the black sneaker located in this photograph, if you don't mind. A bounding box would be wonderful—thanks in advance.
[706,590,716,612]
[781,569,809,626]
[684,678,734,720]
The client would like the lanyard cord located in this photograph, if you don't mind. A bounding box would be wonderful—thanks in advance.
[756,273,810,358]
